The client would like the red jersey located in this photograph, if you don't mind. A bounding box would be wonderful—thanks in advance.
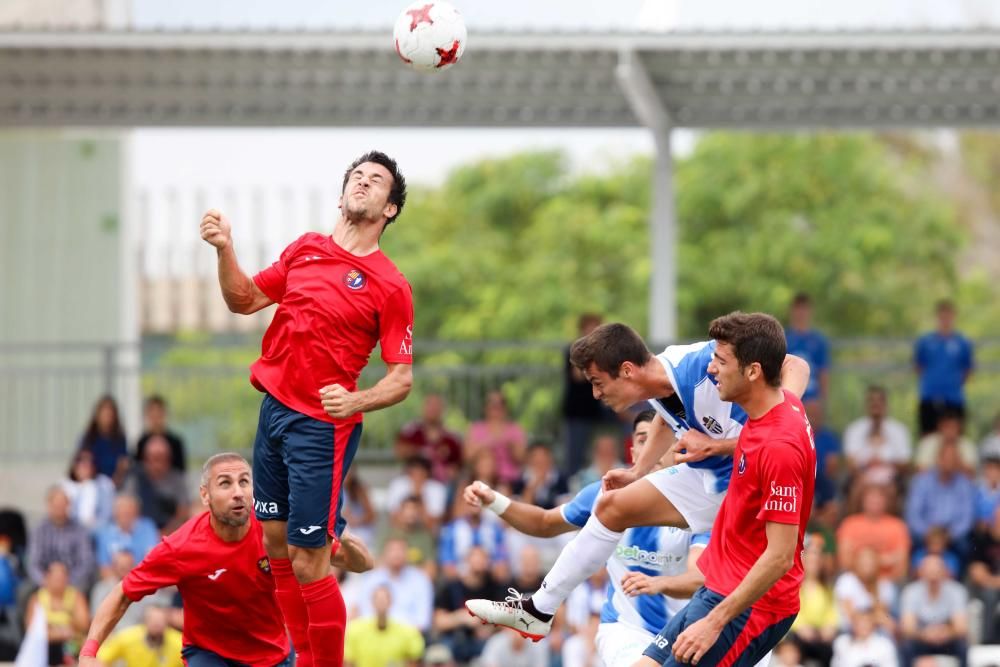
[122,513,289,666]
[697,390,816,616]
[251,232,414,424]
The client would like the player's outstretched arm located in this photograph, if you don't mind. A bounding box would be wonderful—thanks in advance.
[78,582,132,665]
[200,209,273,315]
[464,481,576,538]
[780,354,811,399]
[320,363,412,420]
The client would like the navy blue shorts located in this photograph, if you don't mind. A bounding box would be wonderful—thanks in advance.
[252,393,362,548]
[642,587,796,667]
[181,645,292,667]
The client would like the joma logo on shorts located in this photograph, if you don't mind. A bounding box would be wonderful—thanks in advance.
[653,634,670,649]
[254,500,279,514]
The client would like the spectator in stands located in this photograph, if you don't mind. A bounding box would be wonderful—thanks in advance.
[914,299,974,436]
[789,541,838,666]
[977,454,1000,530]
[345,586,425,667]
[784,292,830,410]
[27,486,95,590]
[95,495,160,578]
[342,472,377,547]
[900,555,968,667]
[26,561,89,665]
[356,537,433,633]
[123,434,190,533]
[90,550,174,631]
[834,546,897,635]
[61,448,115,532]
[95,604,183,667]
[423,644,456,667]
[843,385,911,489]
[512,444,570,510]
[510,544,544,594]
[910,525,961,579]
[831,608,899,667]
[480,625,549,667]
[469,448,508,496]
[466,390,527,486]
[395,394,464,484]
[905,441,975,561]
[914,409,977,474]
[562,313,614,476]
[569,433,623,493]
[135,395,187,472]
[836,484,911,581]
[386,457,448,531]
[771,640,803,667]
[377,495,437,571]
[433,545,506,663]
[808,402,842,505]
[561,612,601,667]
[439,492,508,581]
[981,414,1000,460]
[77,394,129,486]
[970,504,1000,644]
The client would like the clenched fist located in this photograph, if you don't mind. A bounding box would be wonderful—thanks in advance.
[463,481,496,508]
[200,209,232,250]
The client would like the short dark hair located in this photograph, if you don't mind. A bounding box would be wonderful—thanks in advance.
[405,456,433,474]
[569,323,651,378]
[144,394,167,410]
[936,299,955,313]
[633,410,656,430]
[341,150,407,225]
[708,311,786,387]
[866,384,887,400]
[791,292,812,307]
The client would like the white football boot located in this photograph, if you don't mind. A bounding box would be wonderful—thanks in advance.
[464,588,553,642]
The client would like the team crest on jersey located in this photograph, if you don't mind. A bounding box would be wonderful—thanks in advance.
[257,557,271,574]
[738,452,746,475]
[343,269,366,290]
[701,415,724,435]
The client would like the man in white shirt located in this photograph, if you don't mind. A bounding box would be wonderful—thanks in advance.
[385,458,448,528]
[843,385,911,484]
[354,537,434,632]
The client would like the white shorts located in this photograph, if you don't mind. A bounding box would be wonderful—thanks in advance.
[595,622,654,667]
[643,463,726,534]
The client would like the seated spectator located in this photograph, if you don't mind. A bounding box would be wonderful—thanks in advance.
[836,483,911,581]
[900,554,967,667]
[134,395,187,472]
[465,390,527,486]
[479,626,549,667]
[61,448,116,532]
[561,612,601,667]
[807,403,842,505]
[970,504,1000,644]
[913,409,977,474]
[833,547,897,635]
[27,486,95,590]
[0,509,27,577]
[842,385,911,487]
[356,537,433,633]
[909,525,960,579]
[831,608,899,667]
[512,444,570,510]
[377,495,437,571]
[342,472,377,547]
[423,644,456,667]
[95,495,160,577]
[469,448,509,496]
[566,570,607,633]
[977,454,1000,529]
[96,604,183,667]
[569,434,623,493]
[77,394,130,486]
[905,441,975,561]
[26,561,89,665]
[345,586,425,667]
[395,393,464,483]
[981,414,1000,460]
[511,544,544,594]
[123,435,190,533]
[386,457,448,531]
[433,546,507,663]
[90,550,174,630]
[439,492,508,581]
[790,543,838,666]
[772,640,804,667]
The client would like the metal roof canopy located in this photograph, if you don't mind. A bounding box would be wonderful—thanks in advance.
[5,28,1000,341]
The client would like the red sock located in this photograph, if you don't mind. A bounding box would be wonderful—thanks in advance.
[300,576,346,667]
[271,558,313,667]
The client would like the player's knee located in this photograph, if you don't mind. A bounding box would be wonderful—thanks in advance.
[595,491,628,532]
[289,544,330,583]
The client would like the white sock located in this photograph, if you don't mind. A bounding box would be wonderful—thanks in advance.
[531,514,623,614]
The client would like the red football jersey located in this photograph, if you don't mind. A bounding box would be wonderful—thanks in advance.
[697,390,816,616]
[251,233,414,424]
[122,513,289,665]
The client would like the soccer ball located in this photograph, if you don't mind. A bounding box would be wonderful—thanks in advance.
[393,1,467,72]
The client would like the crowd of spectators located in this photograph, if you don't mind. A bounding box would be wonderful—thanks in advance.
[0,300,995,667]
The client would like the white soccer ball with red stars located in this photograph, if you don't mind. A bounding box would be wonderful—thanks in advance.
[393,1,467,72]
